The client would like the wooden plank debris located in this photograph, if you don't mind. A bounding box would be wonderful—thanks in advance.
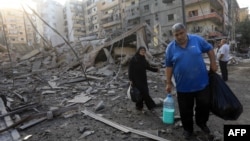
[0,105,79,133]
[13,91,27,102]
[82,110,170,141]
[41,90,56,95]
[0,103,39,118]
[82,110,130,133]
[18,117,47,130]
[0,98,21,141]
[85,75,104,80]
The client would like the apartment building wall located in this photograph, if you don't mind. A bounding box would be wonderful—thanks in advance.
[139,0,183,41]
[185,0,224,39]
[119,0,184,42]
[157,0,183,41]
[120,0,140,30]
[0,15,6,45]
[96,0,122,38]
[227,0,239,42]
[64,0,86,42]
[33,0,44,45]
[222,0,230,35]
[0,8,36,46]
[41,0,65,46]
[85,0,100,36]
[239,7,249,22]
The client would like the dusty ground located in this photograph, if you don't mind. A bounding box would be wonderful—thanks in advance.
[1,59,250,141]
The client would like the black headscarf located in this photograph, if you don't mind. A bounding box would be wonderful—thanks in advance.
[136,46,146,55]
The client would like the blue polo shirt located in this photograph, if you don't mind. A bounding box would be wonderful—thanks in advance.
[165,34,212,92]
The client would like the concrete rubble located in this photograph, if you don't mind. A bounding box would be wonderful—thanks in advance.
[0,24,249,141]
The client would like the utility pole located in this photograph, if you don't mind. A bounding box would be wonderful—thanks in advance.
[231,0,237,52]
[181,0,186,26]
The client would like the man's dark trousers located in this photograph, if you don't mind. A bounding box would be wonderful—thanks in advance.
[177,86,210,133]
[219,60,228,81]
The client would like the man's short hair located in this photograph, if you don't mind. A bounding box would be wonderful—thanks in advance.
[172,23,186,32]
[221,39,227,44]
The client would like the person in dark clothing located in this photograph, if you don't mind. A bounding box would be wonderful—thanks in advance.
[128,46,159,111]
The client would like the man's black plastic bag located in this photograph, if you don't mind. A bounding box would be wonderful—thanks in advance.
[209,72,243,120]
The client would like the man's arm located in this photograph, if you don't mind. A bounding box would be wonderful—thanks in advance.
[219,54,224,60]
[165,67,173,93]
[207,49,218,72]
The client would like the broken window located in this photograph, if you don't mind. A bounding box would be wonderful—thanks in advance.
[192,26,203,33]
[155,14,158,21]
[146,19,150,25]
[162,0,174,4]
[169,30,173,36]
[188,10,198,17]
[144,5,149,12]
[168,14,174,21]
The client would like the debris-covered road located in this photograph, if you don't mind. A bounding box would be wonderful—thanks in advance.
[1,54,250,141]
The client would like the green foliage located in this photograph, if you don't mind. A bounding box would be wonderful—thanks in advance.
[236,19,250,47]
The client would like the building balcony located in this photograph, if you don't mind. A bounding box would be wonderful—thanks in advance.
[185,0,223,8]
[126,12,140,20]
[86,4,95,10]
[124,3,139,11]
[87,11,97,17]
[101,13,112,20]
[87,1,95,9]
[73,23,84,28]
[102,20,121,28]
[72,16,84,20]
[74,31,85,36]
[186,12,223,24]
[99,1,119,10]
[208,31,222,37]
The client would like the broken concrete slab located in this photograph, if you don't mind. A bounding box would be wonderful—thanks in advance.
[68,93,92,104]
[31,60,42,72]
[20,49,40,61]
[95,101,104,112]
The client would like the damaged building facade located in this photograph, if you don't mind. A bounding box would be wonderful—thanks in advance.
[1,0,243,50]
[1,1,250,141]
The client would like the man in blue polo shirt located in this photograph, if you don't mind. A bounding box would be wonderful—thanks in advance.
[165,23,217,139]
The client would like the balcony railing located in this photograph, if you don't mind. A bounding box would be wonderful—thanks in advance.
[208,31,222,37]
[73,23,84,28]
[124,3,139,11]
[74,31,85,36]
[99,1,119,10]
[100,13,112,19]
[126,12,140,20]
[185,0,223,8]
[72,16,84,20]
[187,12,223,23]
[102,20,121,28]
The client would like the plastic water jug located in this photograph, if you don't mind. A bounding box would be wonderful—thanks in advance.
[163,94,175,124]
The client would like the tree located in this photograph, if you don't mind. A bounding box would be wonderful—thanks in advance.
[236,19,250,48]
